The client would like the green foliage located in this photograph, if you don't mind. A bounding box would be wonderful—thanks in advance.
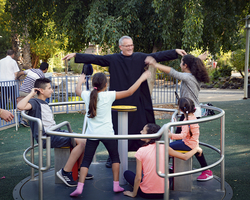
[68,60,82,74]
[28,20,67,70]
[5,0,250,63]
[201,1,247,54]
[182,0,203,51]
[5,0,54,40]
[216,51,233,68]
[30,36,61,64]
[231,49,248,77]
[0,0,11,58]
[92,64,109,74]
[221,65,232,77]
[67,58,109,74]
[211,65,232,81]
[48,52,65,73]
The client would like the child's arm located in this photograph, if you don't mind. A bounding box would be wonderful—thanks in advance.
[168,125,188,139]
[168,132,173,138]
[123,158,142,198]
[169,146,202,161]
[116,70,151,100]
[197,51,208,61]
[75,74,86,97]
[145,56,172,74]
[16,70,27,80]
[17,88,37,110]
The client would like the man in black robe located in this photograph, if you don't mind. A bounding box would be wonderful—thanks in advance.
[63,36,186,152]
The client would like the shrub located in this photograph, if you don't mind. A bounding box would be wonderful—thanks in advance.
[211,64,232,81]
[68,59,109,74]
[68,60,82,74]
[231,49,248,78]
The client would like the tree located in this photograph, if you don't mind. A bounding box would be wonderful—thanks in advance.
[6,0,250,90]
[29,21,66,68]
[30,36,62,68]
[50,0,250,92]
[231,49,248,78]
[5,0,54,68]
[0,0,11,58]
[22,25,32,69]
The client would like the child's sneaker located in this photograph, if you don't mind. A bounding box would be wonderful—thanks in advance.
[77,169,94,180]
[20,120,30,127]
[86,173,94,180]
[197,169,213,181]
[56,168,77,187]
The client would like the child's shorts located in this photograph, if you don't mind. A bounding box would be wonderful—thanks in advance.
[42,129,72,148]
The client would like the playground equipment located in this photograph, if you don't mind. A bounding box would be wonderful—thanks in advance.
[13,102,232,200]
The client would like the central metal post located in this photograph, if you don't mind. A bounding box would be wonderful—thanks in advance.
[244,15,250,99]
[117,111,128,185]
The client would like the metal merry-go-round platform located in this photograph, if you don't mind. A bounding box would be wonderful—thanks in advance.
[13,161,233,200]
[13,103,232,200]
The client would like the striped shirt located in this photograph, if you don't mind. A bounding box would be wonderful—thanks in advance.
[19,69,45,93]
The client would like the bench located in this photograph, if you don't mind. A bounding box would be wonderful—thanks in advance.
[172,150,193,192]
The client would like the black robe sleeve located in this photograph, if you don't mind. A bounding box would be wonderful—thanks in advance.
[75,53,112,66]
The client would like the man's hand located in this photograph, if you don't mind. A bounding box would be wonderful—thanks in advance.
[176,49,187,56]
[62,53,76,60]
[0,109,14,122]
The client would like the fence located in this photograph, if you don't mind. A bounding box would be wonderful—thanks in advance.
[0,74,178,128]
[0,80,21,128]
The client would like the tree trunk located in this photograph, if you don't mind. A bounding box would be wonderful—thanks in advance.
[239,69,244,78]
[10,2,23,70]
[31,52,40,68]
[22,25,32,69]
[147,45,158,95]
[11,33,21,70]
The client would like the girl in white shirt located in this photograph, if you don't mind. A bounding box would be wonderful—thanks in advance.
[70,71,151,197]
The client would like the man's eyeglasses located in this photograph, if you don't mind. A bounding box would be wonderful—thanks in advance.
[121,44,134,48]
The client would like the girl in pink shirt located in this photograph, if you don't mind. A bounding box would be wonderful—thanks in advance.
[169,97,213,181]
[123,123,202,199]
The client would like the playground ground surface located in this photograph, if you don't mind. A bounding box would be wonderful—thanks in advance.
[0,89,249,200]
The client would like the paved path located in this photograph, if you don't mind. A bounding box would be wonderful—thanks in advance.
[199,88,244,102]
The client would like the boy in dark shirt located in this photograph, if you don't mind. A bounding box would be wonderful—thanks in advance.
[17,78,93,187]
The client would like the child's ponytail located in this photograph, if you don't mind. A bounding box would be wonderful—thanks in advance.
[88,88,98,118]
[87,73,107,118]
